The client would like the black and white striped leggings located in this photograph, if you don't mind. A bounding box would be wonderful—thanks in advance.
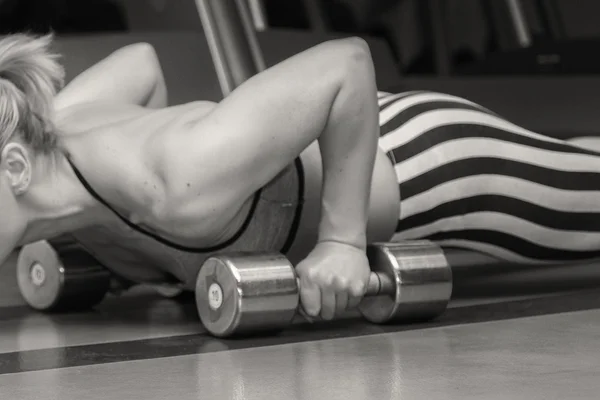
[378,90,600,264]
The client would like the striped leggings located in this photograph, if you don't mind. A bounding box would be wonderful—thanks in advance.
[377,91,600,264]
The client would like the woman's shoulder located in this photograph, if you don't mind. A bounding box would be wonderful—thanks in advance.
[58,105,168,223]
[56,101,151,134]
[58,100,219,229]
[56,100,216,135]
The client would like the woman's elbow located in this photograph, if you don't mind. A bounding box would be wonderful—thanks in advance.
[322,37,375,84]
[123,42,160,65]
[341,36,372,57]
[326,36,373,65]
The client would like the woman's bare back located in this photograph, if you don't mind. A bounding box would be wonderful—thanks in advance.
[55,101,254,249]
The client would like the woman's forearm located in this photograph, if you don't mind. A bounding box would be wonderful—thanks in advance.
[316,42,379,251]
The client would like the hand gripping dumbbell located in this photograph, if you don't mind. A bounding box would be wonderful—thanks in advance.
[195,240,453,337]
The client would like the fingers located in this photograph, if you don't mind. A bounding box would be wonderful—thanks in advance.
[347,281,366,310]
[320,287,337,320]
[301,272,363,321]
[334,291,349,317]
[299,276,321,319]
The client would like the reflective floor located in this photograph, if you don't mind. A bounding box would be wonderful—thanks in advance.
[2,307,600,400]
[2,263,600,399]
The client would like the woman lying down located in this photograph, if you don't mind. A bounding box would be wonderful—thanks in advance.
[1,34,600,321]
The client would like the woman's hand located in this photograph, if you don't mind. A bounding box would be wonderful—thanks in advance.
[295,241,371,320]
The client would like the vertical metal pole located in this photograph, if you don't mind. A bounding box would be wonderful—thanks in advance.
[428,0,451,76]
[247,0,269,31]
[537,0,566,40]
[195,0,266,96]
[505,0,533,47]
[303,0,329,32]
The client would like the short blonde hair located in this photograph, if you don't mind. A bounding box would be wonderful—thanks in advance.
[0,34,64,155]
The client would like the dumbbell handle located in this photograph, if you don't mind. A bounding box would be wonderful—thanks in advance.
[365,272,395,296]
[297,271,395,297]
[294,271,395,321]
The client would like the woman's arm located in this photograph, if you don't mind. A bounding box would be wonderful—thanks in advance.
[148,37,379,251]
[55,43,167,110]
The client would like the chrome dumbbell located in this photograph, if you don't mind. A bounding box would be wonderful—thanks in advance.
[195,241,453,337]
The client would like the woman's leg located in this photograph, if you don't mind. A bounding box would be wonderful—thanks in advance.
[377,91,600,264]
[567,137,600,153]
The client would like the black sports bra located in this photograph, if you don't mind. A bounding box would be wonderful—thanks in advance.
[66,156,305,255]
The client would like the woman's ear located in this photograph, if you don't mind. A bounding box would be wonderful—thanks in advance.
[0,142,32,195]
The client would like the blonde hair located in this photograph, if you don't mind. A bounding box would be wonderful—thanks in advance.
[0,34,64,155]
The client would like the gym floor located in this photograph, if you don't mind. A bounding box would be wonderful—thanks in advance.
[2,256,600,399]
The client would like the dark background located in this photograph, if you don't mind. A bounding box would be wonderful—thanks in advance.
[1,0,599,76]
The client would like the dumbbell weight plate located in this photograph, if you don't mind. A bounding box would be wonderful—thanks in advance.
[17,240,112,312]
[196,253,299,337]
[358,241,453,324]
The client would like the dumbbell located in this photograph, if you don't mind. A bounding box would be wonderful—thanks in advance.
[195,240,453,337]
[17,237,112,312]
[17,238,191,312]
